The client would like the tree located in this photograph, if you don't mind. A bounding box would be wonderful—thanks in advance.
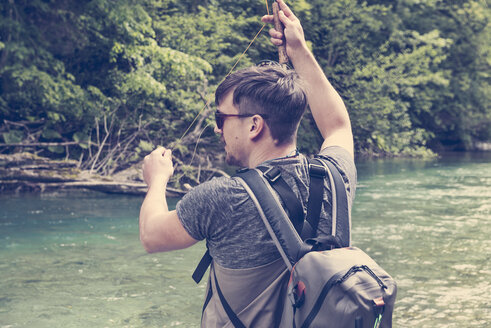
[1,0,489,191]
[397,0,491,150]
[0,0,213,178]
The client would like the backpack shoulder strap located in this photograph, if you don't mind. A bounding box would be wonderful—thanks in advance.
[304,158,327,238]
[256,166,304,236]
[192,248,212,283]
[236,168,305,269]
[315,157,351,247]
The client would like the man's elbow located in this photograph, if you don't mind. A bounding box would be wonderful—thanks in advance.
[138,210,196,253]
[140,231,163,253]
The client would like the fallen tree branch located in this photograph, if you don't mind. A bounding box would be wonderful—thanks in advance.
[0,179,186,197]
[0,142,79,147]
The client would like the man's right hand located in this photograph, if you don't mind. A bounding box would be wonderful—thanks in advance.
[261,0,308,62]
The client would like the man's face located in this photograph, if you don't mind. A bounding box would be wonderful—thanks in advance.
[214,92,250,167]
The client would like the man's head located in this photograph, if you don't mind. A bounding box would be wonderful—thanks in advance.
[215,64,307,146]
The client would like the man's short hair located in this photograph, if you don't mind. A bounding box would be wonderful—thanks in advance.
[215,64,307,145]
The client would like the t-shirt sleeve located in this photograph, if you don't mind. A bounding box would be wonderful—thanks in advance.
[176,176,280,268]
[318,146,357,201]
[175,177,232,242]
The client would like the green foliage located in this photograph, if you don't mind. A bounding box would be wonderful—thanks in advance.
[296,0,489,155]
[0,0,489,184]
[344,29,450,156]
[2,130,23,144]
[391,0,491,150]
[0,0,214,176]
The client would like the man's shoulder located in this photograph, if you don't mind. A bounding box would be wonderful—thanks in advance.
[196,175,238,189]
[317,146,355,171]
[182,175,243,200]
[316,146,357,196]
[317,145,353,161]
[175,174,251,242]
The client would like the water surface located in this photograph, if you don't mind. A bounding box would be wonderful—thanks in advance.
[1,152,490,327]
[353,152,490,327]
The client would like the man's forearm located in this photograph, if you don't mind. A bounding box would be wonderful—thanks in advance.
[139,181,169,250]
[139,181,197,253]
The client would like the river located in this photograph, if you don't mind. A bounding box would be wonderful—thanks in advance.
[0,152,490,327]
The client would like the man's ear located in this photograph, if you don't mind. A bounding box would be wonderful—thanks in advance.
[249,115,265,140]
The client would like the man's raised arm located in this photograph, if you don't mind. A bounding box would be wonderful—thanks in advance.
[262,0,354,157]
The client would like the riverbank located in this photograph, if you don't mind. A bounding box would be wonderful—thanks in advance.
[2,148,489,197]
[0,152,186,197]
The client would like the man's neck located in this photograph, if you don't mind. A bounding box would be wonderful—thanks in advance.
[247,142,298,168]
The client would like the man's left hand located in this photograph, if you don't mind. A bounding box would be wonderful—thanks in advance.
[142,147,174,188]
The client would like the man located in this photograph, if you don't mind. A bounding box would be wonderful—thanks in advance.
[139,0,356,326]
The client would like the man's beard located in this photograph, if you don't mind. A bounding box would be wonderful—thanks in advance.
[222,136,241,167]
[225,152,243,167]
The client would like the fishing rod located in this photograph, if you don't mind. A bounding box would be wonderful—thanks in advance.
[272,1,289,65]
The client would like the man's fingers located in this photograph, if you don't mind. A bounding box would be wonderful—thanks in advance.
[261,14,273,23]
[151,146,167,157]
[269,27,283,39]
[263,1,296,23]
[270,37,284,46]
[277,0,294,18]
[269,25,284,46]
[278,8,296,28]
[162,149,172,160]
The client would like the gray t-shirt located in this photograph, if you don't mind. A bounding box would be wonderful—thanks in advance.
[176,146,356,269]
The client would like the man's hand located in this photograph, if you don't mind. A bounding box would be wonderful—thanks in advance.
[142,147,174,188]
[261,0,308,60]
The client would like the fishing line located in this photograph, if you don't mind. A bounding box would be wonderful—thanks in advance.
[188,122,213,166]
[169,121,211,186]
[171,0,271,151]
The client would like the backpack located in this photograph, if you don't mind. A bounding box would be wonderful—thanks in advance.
[193,157,397,327]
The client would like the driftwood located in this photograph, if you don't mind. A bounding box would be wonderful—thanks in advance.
[0,153,186,197]
[0,141,80,147]
[0,180,185,197]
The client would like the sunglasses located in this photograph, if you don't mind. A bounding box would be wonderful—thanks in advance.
[214,110,268,130]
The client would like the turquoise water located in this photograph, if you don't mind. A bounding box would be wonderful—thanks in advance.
[353,152,491,327]
[1,152,490,327]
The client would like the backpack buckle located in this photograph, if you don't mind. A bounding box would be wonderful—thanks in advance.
[291,281,306,308]
[263,167,281,182]
[309,163,326,178]
[372,297,385,328]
